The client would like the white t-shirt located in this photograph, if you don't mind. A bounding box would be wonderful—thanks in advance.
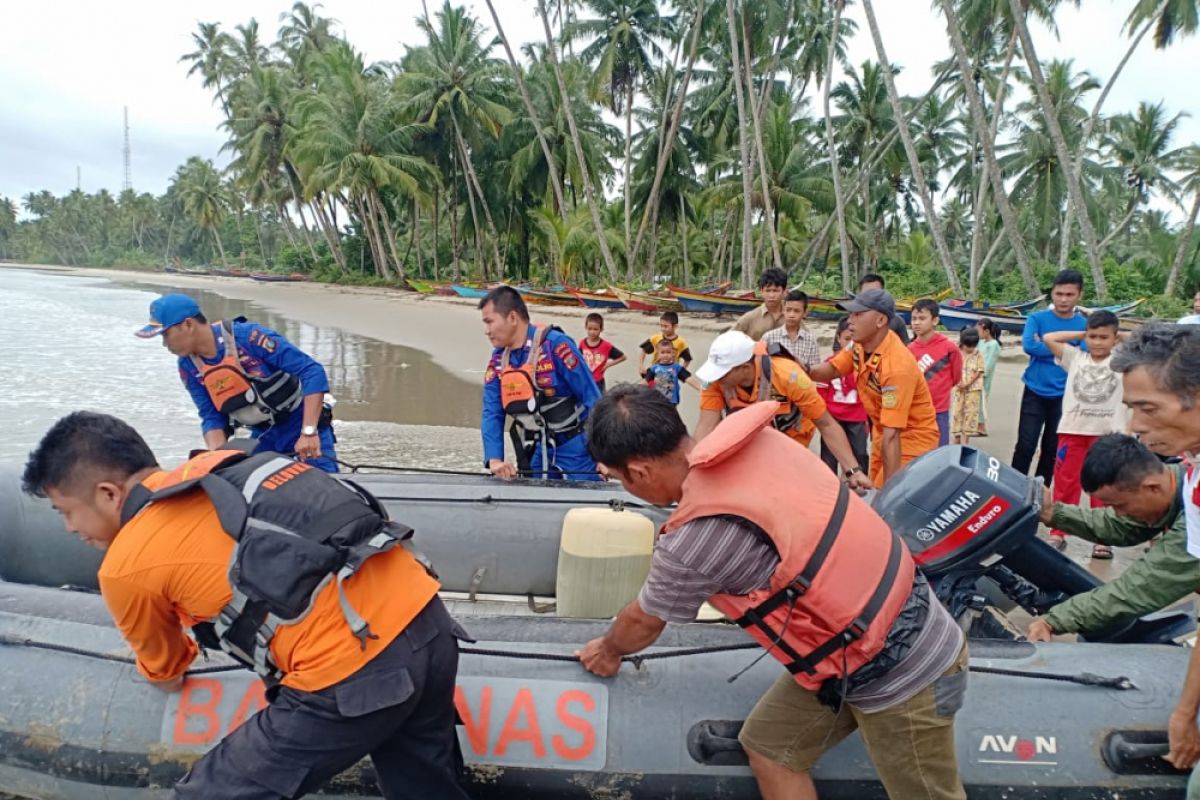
[1056,346,1127,436]
[1178,314,1200,325]
[1185,460,1200,558]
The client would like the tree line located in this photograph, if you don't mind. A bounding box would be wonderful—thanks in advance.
[2,0,1198,311]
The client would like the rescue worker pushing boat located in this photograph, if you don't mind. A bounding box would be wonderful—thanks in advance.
[579,385,967,800]
[135,293,338,472]
[20,411,469,798]
[479,286,602,480]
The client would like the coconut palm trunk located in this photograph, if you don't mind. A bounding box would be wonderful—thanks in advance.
[1007,0,1107,298]
[452,119,504,278]
[824,1,853,293]
[861,0,962,294]
[483,0,568,221]
[630,0,705,269]
[940,0,1039,296]
[535,0,620,282]
[624,82,635,280]
[211,227,229,268]
[725,0,756,288]
[1166,192,1200,295]
[1059,1,1165,268]
[372,189,407,281]
[740,15,784,274]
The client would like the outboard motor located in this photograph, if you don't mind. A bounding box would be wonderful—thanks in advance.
[873,446,1192,644]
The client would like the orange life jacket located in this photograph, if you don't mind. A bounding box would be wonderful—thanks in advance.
[661,402,914,690]
[192,321,302,428]
[720,341,803,433]
[121,447,428,685]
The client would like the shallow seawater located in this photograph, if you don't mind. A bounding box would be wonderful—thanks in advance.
[0,268,485,472]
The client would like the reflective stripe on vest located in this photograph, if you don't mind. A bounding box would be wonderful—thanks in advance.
[661,402,914,690]
[120,450,423,685]
[191,321,303,428]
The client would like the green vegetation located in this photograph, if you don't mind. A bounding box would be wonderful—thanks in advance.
[2,0,1198,306]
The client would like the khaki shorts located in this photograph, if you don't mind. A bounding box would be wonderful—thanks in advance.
[740,643,968,800]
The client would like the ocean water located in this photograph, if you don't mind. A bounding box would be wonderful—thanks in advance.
[0,268,485,472]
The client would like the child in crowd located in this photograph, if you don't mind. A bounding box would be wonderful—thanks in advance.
[1042,310,1127,558]
[578,312,625,392]
[909,298,963,447]
[644,338,701,405]
[951,328,985,445]
[637,311,692,380]
[975,319,1001,436]
[816,317,870,477]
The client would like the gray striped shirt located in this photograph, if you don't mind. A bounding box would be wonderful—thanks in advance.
[638,515,964,712]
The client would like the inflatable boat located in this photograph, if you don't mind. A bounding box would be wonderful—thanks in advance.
[0,449,1192,799]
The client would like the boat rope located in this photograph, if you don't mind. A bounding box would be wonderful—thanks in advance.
[0,635,1137,689]
[329,457,603,478]
[365,495,649,509]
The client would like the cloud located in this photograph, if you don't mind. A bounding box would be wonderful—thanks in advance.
[0,0,1195,212]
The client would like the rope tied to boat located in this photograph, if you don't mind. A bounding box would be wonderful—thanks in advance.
[329,457,604,478]
[0,634,1138,689]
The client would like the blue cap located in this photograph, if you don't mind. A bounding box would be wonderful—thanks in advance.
[134,294,202,338]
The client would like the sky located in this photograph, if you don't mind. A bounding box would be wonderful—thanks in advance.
[1,0,1196,216]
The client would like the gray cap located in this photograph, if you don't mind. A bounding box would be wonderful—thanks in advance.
[838,288,896,317]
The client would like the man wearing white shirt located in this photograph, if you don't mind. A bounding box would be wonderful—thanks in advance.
[1110,324,1200,794]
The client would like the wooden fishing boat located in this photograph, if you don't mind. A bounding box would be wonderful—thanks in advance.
[670,286,761,314]
[945,295,1046,314]
[1081,298,1145,317]
[938,305,1027,335]
[519,287,582,306]
[406,279,437,294]
[569,288,626,309]
[610,286,683,313]
[450,283,490,300]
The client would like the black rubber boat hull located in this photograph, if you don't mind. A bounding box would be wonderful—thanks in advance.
[0,582,1188,799]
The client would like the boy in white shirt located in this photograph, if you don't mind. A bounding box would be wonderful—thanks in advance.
[1042,309,1126,558]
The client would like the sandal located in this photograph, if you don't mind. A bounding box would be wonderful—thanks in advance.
[1050,535,1068,552]
[1091,544,1113,560]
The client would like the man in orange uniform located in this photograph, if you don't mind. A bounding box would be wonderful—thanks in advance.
[578,387,967,800]
[694,331,873,491]
[21,411,470,800]
[808,289,939,486]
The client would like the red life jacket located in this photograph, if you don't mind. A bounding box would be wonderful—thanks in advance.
[661,402,914,690]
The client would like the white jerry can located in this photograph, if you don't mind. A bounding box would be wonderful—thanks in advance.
[555,506,656,619]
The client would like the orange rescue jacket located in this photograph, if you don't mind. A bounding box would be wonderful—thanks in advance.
[661,402,914,690]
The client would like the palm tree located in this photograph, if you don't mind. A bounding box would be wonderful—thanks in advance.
[294,44,439,280]
[629,0,706,273]
[398,1,512,276]
[1098,101,1184,251]
[173,157,233,267]
[1166,144,1200,294]
[1007,0,1108,297]
[823,0,852,292]
[1126,0,1199,48]
[724,0,757,286]
[535,0,622,281]
[860,0,962,294]
[180,23,234,112]
[565,0,668,272]
[939,0,1039,296]
[278,2,339,79]
[483,0,568,222]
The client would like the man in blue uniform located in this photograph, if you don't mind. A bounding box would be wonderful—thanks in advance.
[479,286,601,480]
[136,293,338,472]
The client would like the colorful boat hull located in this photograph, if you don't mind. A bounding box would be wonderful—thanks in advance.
[569,289,626,309]
[669,285,761,314]
[450,284,490,300]
[519,287,582,306]
[610,286,682,313]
